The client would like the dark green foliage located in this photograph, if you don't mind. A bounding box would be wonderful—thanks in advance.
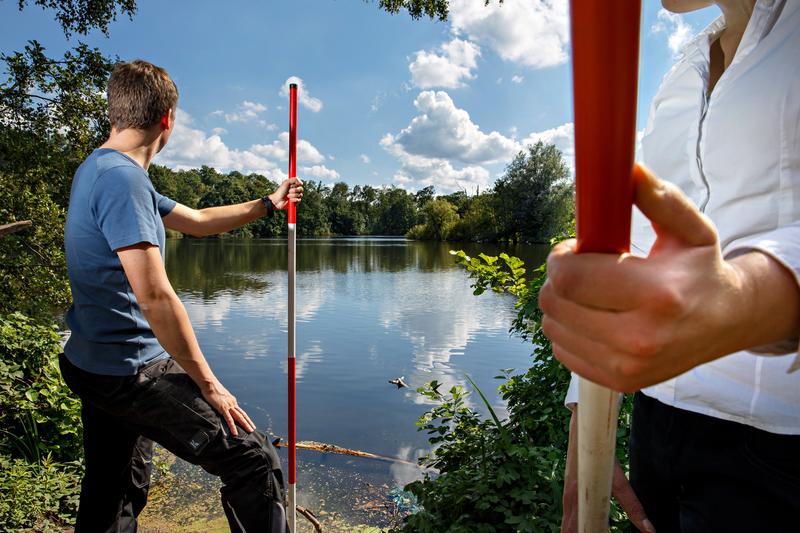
[0,40,114,319]
[398,246,633,532]
[0,453,81,530]
[407,199,459,240]
[494,142,575,243]
[375,187,419,235]
[0,313,82,463]
[16,0,137,37]
[0,314,84,531]
[374,0,501,21]
[408,142,574,244]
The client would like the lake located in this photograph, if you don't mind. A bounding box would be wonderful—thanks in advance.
[156,237,549,529]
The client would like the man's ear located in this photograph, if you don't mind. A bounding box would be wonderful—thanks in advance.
[160,111,171,131]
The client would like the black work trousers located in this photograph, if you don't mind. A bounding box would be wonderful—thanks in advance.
[59,354,287,533]
[630,391,800,533]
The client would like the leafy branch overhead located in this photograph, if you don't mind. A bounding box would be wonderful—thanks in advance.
[374,0,502,21]
[15,0,137,37]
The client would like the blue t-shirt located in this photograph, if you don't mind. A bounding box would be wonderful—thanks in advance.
[64,148,177,375]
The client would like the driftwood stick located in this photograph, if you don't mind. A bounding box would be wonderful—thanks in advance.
[0,220,32,237]
[296,506,323,532]
[273,438,429,469]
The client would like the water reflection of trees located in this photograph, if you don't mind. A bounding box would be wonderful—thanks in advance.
[166,238,548,299]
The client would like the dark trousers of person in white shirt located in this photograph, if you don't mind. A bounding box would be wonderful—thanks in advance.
[59,353,288,533]
[629,392,800,533]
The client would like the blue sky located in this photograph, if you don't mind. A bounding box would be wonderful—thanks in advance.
[1,1,718,193]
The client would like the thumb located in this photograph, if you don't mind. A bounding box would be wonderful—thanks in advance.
[633,163,717,247]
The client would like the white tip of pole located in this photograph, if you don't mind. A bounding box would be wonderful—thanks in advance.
[288,483,296,532]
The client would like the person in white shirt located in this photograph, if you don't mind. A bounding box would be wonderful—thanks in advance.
[541,1,800,531]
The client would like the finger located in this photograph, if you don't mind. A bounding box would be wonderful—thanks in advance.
[552,343,619,391]
[634,163,716,248]
[561,481,578,533]
[539,281,638,348]
[236,406,256,433]
[547,243,648,310]
[612,461,655,533]
[224,411,238,437]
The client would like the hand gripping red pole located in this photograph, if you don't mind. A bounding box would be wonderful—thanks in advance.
[570,2,641,531]
[287,82,298,532]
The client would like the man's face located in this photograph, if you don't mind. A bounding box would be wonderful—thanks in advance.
[662,0,714,13]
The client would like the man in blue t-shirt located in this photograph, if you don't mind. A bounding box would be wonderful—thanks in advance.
[60,59,303,532]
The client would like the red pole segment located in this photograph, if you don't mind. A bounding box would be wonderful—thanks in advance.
[287,82,298,532]
[570,2,641,531]
[288,84,298,225]
[572,2,640,254]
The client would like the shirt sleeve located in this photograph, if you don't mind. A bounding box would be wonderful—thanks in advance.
[725,224,800,372]
[91,165,162,251]
[156,193,177,217]
[565,371,579,406]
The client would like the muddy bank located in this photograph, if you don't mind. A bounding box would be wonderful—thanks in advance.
[138,445,417,532]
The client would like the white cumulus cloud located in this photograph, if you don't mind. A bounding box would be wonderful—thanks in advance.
[511,74,524,84]
[360,154,371,164]
[386,90,518,165]
[449,0,569,69]
[251,131,326,164]
[651,9,694,57]
[153,109,334,181]
[280,76,323,113]
[301,165,340,181]
[155,110,277,175]
[224,100,267,123]
[409,38,481,89]
[521,122,574,174]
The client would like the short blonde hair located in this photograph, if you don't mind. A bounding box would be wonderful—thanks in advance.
[107,60,178,129]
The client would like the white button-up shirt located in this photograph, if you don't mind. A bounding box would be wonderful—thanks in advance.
[566,0,800,434]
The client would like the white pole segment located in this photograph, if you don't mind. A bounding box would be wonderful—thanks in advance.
[578,378,619,532]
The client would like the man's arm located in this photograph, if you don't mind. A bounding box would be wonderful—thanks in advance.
[162,177,303,237]
[540,164,800,392]
[117,242,255,436]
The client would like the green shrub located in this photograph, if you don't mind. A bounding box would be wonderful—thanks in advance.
[0,453,81,531]
[397,250,632,532]
[0,313,82,463]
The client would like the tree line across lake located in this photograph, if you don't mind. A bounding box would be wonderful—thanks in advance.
[149,140,574,245]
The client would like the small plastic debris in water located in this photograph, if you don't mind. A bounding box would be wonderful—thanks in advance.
[388,487,420,514]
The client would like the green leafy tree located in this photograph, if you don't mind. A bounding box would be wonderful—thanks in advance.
[450,192,501,242]
[0,40,114,319]
[376,187,418,235]
[494,142,573,243]
[407,198,459,241]
[297,180,331,236]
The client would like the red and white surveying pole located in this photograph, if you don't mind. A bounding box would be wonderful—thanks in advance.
[287,82,298,532]
[570,2,641,531]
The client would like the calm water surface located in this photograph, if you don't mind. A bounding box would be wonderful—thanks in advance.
[164,237,548,525]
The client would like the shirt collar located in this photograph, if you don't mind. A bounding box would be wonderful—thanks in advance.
[677,0,785,64]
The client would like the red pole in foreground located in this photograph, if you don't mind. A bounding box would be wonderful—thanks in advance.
[287,82,298,532]
[570,2,641,531]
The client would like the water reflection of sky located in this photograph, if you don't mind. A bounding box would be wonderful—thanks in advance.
[168,238,545,522]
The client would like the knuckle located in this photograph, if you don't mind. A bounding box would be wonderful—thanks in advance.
[538,282,555,313]
[547,264,576,299]
[613,357,646,384]
[652,284,684,317]
[540,315,556,340]
[626,332,660,359]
